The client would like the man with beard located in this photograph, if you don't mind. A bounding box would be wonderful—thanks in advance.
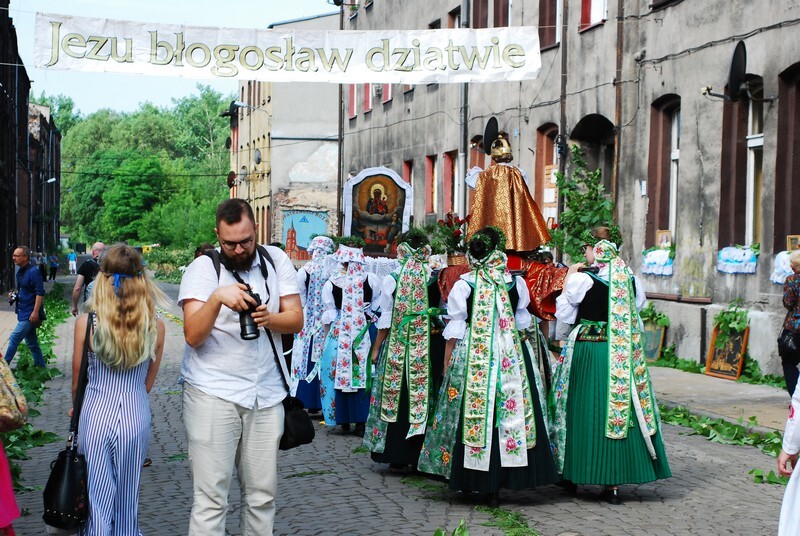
[178,199,303,535]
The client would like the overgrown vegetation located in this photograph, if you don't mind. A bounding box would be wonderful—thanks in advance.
[477,506,540,536]
[547,145,616,261]
[144,246,195,284]
[651,345,705,374]
[0,284,70,490]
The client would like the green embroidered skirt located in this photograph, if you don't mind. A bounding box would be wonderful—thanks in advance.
[446,343,558,493]
[562,339,671,485]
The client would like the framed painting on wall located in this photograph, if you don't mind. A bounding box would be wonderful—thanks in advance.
[787,235,800,252]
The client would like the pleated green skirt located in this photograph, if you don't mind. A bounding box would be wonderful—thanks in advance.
[562,339,672,485]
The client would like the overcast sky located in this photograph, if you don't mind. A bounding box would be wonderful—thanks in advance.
[9,0,337,115]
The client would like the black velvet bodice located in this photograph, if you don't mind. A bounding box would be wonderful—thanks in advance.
[465,281,519,319]
[332,278,373,308]
[575,273,637,324]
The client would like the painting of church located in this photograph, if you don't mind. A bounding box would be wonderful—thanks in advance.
[282,210,328,262]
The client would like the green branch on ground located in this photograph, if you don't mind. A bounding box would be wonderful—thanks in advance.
[1,284,70,490]
[476,506,540,536]
[651,345,704,373]
[659,404,783,458]
[434,519,469,536]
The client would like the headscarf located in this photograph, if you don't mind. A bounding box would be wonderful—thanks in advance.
[331,245,370,391]
[378,242,433,436]
[593,240,658,450]
[291,236,336,389]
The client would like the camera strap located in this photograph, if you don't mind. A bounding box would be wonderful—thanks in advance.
[228,269,292,393]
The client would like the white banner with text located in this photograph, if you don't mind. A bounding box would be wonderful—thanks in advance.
[34,12,542,84]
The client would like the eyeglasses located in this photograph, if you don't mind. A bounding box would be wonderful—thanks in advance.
[219,237,254,252]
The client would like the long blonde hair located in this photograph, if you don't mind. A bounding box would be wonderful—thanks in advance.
[87,243,168,369]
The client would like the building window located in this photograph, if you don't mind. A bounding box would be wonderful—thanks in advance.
[494,0,509,27]
[646,95,680,247]
[745,79,764,247]
[348,84,357,119]
[429,19,441,30]
[539,0,560,48]
[580,0,606,30]
[402,160,414,184]
[363,83,373,113]
[717,75,765,249]
[474,0,489,29]
[425,155,437,214]
[443,150,457,213]
[774,63,800,252]
[535,124,558,221]
[449,7,461,28]
[381,84,393,104]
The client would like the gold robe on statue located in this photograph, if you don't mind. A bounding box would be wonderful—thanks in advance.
[467,164,550,252]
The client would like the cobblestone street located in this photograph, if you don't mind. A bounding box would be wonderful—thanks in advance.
[8,282,786,536]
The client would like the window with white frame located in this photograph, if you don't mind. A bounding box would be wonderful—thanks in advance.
[745,80,764,246]
[580,0,607,30]
[668,108,681,235]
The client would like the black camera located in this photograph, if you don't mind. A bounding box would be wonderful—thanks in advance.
[240,287,262,340]
[8,292,18,306]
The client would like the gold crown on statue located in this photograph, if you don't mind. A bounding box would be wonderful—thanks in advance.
[490,132,513,162]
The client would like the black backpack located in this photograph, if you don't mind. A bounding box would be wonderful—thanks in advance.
[204,246,294,361]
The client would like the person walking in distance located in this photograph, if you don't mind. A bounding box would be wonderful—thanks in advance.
[179,199,303,535]
[4,247,47,367]
[72,242,105,316]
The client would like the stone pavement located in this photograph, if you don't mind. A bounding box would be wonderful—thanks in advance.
[1,276,789,535]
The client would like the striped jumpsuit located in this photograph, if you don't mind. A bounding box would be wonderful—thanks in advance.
[77,340,151,536]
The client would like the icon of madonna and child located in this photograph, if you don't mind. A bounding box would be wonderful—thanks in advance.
[346,170,411,256]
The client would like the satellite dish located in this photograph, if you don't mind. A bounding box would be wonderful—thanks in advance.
[226,171,236,188]
[728,41,747,102]
[483,117,499,155]
[225,137,232,149]
[254,148,262,165]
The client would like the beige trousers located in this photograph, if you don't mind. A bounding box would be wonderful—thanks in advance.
[183,383,284,536]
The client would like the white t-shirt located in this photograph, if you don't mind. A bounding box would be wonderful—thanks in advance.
[178,246,300,409]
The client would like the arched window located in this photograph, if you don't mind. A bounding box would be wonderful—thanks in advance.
[774,63,800,252]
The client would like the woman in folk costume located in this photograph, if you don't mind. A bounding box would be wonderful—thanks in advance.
[363,228,446,469]
[418,227,558,506]
[550,227,671,505]
[320,238,381,437]
[779,382,800,534]
[291,235,337,412]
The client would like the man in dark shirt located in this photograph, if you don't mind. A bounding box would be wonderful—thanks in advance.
[71,241,105,316]
[4,247,46,366]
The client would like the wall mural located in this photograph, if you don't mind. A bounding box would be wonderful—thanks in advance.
[282,210,328,261]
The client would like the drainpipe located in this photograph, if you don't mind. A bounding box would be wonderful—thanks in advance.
[612,0,625,222]
[336,5,345,235]
[556,0,569,263]
[456,0,470,219]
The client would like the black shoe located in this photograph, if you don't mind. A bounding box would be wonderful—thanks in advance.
[142,458,152,468]
[557,479,578,495]
[341,423,351,434]
[354,423,366,437]
[600,487,622,505]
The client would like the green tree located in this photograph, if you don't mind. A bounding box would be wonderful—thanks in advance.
[547,145,616,261]
[101,153,165,241]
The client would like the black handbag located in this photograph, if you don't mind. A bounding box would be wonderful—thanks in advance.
[229,270,315,451]
[779,330,798,356]
[43,314,93,529]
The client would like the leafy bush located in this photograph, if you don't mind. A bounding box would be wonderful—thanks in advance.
[713,298,749,349]
[144,246,195,284]
[639,302,670,327]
